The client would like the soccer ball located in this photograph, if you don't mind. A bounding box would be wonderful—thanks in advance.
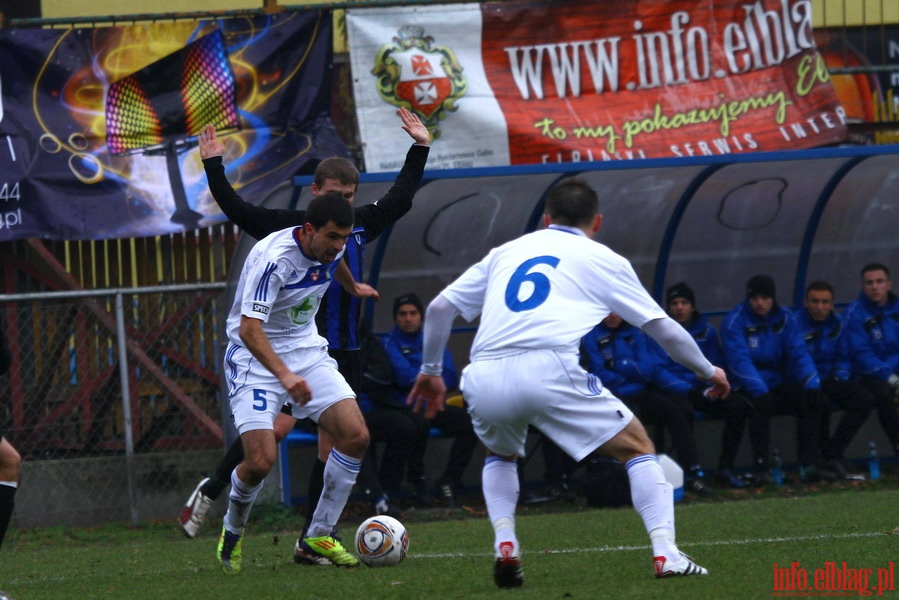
[354,515,409,567]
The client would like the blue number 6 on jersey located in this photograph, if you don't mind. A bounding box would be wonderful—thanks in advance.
[505,256,561,312]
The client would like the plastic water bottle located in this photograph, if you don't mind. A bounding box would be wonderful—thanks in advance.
[868,442,881,481]
[771,448,784,485]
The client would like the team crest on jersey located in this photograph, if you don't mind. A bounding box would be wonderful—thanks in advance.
[308,265,332,283]
[749,336,760,350]
[372,25,467,140]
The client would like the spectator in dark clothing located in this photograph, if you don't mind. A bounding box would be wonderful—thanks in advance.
[650,282,753,488]
[841,263,899,459]
[383,293,478,507]
[353,320,416,516]
[795,281,876,479]
[720,275,833,484]
[582,313,714,496]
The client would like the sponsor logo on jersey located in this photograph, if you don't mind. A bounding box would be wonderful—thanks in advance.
[252,303,270,315]
[289,297,318,326]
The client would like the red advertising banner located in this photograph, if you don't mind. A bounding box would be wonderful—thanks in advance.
[348,0,848,172]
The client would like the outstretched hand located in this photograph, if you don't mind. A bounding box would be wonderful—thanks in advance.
[348,282,380,300]
[198,124,227,159]
[397,107,431,147]
[700,366,731,399]
[407,373,446,419]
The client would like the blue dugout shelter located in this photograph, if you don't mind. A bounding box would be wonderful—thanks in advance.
[228,144,899,353]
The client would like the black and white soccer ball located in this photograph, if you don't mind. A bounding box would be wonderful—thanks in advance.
[354,515,409,567]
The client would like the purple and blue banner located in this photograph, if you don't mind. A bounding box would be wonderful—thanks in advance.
[0,11,345,240]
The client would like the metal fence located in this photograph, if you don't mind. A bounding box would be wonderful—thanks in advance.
[0,283,244,528]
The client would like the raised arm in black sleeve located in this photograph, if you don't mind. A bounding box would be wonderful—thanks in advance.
[202,156,305,241]
[351,143,430,241]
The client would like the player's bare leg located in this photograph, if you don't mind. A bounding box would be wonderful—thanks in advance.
[600,418,708,577]
[181,411,296,538]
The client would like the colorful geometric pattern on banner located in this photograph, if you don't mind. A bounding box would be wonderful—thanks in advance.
[106,29,238,156]
[0,12,343,241]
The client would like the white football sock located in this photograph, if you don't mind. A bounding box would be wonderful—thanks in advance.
[223,468,262,533]
[626,454,678,557]
[307,449,361,538]
[483,456,520,557]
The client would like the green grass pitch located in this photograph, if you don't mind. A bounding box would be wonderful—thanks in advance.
[1,480,896,600]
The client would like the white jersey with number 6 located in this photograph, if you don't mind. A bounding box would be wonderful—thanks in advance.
[440,225,666,361]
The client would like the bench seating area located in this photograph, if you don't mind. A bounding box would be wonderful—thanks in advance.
[277,405,892,505]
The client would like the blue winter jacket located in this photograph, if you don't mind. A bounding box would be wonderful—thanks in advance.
[650,312,723,397]
[383,326,458,407]
[842,291,899,381]
[793,309,851,382]
[720,300,820,398]
[581,321,658,398]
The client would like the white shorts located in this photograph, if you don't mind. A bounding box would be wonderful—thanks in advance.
[225,343,355,435]
[460,349,633,461]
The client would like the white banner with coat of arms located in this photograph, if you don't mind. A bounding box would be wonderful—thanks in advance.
[347,3,511,172]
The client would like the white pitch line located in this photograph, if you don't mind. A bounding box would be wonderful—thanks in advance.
[1,531,889,585]
[411,531,888,559]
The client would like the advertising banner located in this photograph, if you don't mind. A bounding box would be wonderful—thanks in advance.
[348,0,848,172]
[0,12,343,240]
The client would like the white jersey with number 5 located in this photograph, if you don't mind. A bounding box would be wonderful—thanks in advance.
[440,225,666,361]
[225,226,344,354]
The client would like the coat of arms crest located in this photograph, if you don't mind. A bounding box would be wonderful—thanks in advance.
[372,25,467,140]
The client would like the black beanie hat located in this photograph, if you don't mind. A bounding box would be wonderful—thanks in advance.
[393,293,424,318]
[746,274,776,299]
[665,282,696,307]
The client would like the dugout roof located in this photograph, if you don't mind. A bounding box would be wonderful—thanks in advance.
[227,143,899,334]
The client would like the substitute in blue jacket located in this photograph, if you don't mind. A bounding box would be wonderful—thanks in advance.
[582,313,713,495]
[795,280,878,479]
[383,293,478,507]
[841,263,899,458]
[651,283,753,488]
[720,275,831,483]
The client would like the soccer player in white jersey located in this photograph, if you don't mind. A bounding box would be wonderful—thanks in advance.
[216,191,377,574]
[408,178,729,587]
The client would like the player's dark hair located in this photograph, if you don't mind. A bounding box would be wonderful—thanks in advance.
[805,280,834,297]
[545,177,598,227]
[861,262,890,279]
[314,157,359,188]
[306,190,354,229]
